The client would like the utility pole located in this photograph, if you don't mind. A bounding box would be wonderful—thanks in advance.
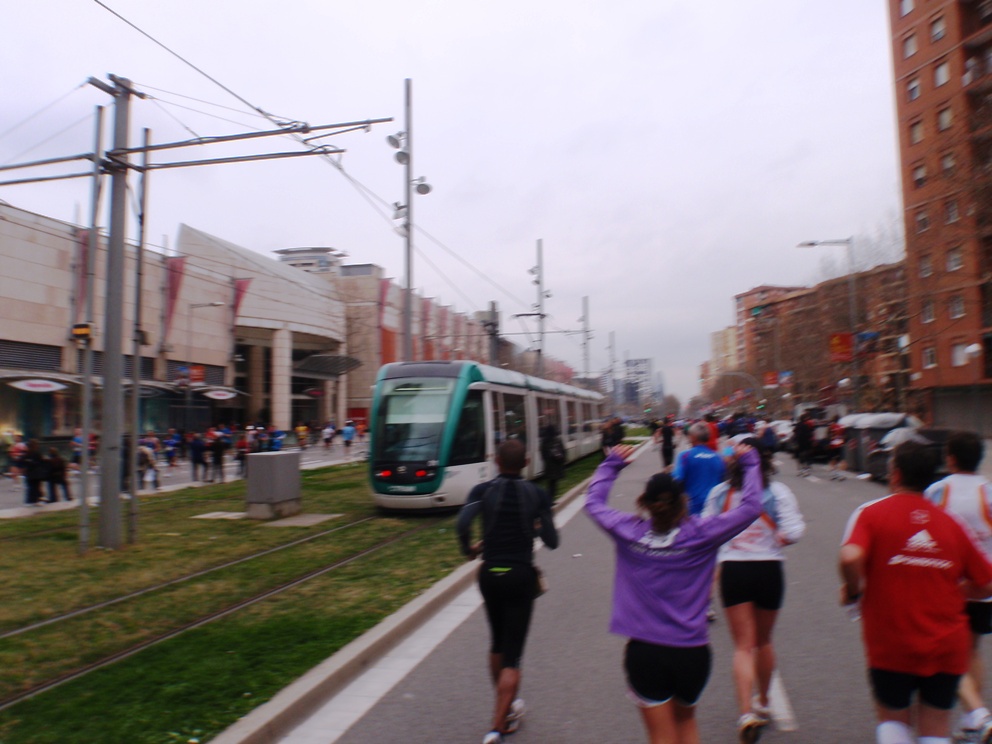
[99,75,137,550]
[486,301,499,366]
[609,331,617,411]
[535,239,546,378]
[402,79,414,362]
[581,296,591,378]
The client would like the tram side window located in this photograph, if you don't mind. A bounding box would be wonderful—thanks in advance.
[450,391,486,465]
[538,396,561,435]
[493,392,506,447]
[503,393,528,445]
[566,400,578,441]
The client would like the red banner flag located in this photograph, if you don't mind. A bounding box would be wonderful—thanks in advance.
[829,333,854,363]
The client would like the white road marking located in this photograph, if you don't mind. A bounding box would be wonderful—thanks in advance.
[769,671,798,731]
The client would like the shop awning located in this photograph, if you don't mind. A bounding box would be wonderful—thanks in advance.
[292,354,361,380]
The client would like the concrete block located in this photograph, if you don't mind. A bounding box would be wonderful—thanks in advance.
[245,450,302,520]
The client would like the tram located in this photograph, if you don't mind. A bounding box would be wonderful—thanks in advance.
[369,360,606,509]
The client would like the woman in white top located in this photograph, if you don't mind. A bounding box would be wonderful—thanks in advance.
[702,437,805,742]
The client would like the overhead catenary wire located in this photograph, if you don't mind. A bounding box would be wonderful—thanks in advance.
[0,82,88,144]
[87,0,585,364]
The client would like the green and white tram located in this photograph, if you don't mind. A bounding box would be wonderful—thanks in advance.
[369,360,605,509]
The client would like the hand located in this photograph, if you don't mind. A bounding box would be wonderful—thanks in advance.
[839,583,860,606]
[466,541,483,561]
[610,445,636,464]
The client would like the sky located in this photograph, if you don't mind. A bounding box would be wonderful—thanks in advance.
[1,0,902,405]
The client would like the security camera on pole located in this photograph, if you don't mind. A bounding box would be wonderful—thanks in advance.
[387,79,432,362]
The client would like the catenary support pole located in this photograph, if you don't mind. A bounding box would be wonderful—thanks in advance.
[99,76,133,550]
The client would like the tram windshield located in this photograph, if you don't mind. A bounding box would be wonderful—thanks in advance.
[373,378,454,463]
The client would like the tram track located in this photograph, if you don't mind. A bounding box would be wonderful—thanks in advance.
[0,515,377,641]
[0,517,440,712]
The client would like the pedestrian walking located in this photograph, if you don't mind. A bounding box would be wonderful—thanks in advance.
[840,440,992,744]
[653,415,677,470]
[21,439,48,506]
[455,439,559,744]
[138,444,160,491]
[703,438,805,741]
[295,422,309,450]
[793,412,814,476]
[208,434,226,483]
[585,442,763,744]
[322,422,335,449]
[45,447,72,502]
[189,433,208,482]
[538,419,566,500]
[925,431,992,742]
[826,417,846,480]
[341,420,356,453]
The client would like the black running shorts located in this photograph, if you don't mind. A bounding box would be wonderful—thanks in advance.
[967,601,992,635]
[624,640,711,707]
[869,668,961,711]
[719,560,785,611]
[478,563,536,670]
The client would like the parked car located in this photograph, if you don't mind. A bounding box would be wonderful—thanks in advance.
[865,426,950,483]
[768,420,795,452]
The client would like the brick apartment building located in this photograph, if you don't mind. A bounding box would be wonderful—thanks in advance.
[887,0,992,431]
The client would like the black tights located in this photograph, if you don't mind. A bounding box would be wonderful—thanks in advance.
[478,563,536,669]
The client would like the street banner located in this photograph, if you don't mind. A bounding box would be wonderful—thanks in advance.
[855,331,880,356]
[763,371,778,388]
[779,371,794,388]
[829,333,854,362]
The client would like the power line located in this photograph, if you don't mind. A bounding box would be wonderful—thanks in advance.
[0,82,87,144]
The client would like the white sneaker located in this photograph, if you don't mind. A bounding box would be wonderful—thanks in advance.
[737,712,766,743]
[482,731,502,744]
[505,698,525,733]
[751,696,771,723]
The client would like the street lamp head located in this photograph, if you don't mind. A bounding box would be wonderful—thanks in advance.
[415,181,432,195]
[395,150,410,165]
[796,241,819,248]
[386,132,405,149]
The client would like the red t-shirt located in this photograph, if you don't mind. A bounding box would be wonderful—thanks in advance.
[706,421,720,451]
[843,493,992,675]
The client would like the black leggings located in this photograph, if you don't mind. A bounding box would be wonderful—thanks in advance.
[478,563,536,669]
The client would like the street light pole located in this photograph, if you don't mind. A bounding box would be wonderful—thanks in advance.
[966,342,983,435]
[798,237,858,409]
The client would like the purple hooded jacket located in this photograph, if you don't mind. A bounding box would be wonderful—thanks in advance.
[585,449,762,647]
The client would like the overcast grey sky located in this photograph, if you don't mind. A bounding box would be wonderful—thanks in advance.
[2,0,901,404]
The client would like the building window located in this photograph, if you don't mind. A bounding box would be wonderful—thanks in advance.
[903,34,918,58]
[923,299,935,323]
[923,346,937,368]
[935,61,951,87]
[921,254,933,277]
[947,246,963,271]
[942,152,956,175]
[911,121,924,144]
[931,17,946,42]
[946,199,960,222]
[950,294,966,318]
[916,210,930,232]
[913,164,927,187]
[901,0,914,16]
[938,107,953,131]
[908,78,921,101]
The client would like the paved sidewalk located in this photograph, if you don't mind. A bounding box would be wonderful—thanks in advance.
[0,441,368,519]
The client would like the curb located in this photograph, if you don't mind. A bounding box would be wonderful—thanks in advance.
[209,456,612,744]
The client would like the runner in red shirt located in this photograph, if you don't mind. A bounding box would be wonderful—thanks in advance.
[840,440,992,744]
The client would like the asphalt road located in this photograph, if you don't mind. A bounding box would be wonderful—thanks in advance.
[326,446,967,743]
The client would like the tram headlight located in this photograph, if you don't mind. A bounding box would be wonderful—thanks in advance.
[377,469,393,478]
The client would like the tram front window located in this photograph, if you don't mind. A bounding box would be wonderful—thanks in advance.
[373,378,454,463]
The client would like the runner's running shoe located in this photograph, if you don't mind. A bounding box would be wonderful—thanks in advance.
[504,698,525,734]
[737,712,766,743]
[751,696,772,724]
[482,731,502,744]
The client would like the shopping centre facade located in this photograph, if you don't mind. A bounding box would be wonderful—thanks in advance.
[0,202,490,441]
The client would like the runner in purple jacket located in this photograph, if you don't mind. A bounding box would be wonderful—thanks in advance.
[585,443,763,744]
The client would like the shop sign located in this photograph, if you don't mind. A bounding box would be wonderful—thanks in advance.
[203,389,237,400]
[303,387,324,398]
[9,379,67,393]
